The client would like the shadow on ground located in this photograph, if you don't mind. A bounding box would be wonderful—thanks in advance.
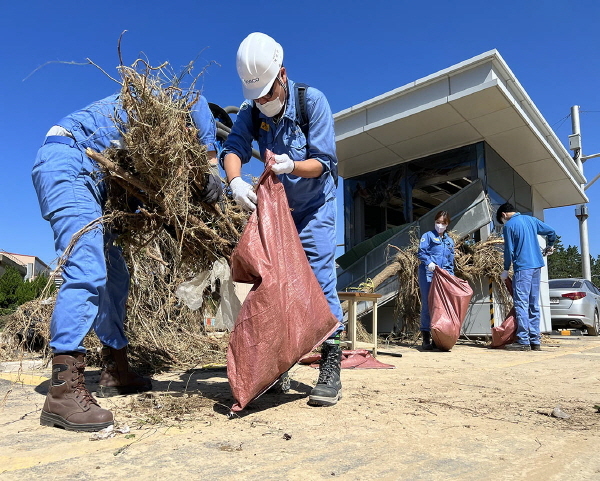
[31,366,319,419]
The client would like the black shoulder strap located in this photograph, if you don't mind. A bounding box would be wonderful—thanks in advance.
[251,83,337,186]
[294,83,309,138]
[252,83,310,141]
[295,83,338,186]
[251,101,261,141]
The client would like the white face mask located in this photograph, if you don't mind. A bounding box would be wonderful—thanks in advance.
[256,95,285,118]
[435,223,447,234]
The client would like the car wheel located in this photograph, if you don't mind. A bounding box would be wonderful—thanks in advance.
[589,310,600,336]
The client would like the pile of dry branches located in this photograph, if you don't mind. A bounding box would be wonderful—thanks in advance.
[2,55,248,370]
[95,60,249,369]
[93,59,247,272]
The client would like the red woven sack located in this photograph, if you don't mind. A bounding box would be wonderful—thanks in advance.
[491,278,517,348]
[299,350,395,369]
[227,151,339,412]
[429,266,473,351]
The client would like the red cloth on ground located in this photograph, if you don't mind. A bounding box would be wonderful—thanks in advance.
[227,151,339,412]
[300,349,395,369]
[429,266,474,351]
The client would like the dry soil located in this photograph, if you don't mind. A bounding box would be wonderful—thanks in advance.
[1,335,599,480]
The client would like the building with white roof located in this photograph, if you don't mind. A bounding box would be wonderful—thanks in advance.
[334,50,586,336]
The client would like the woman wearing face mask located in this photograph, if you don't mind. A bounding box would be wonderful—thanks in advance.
[416,210,455,350]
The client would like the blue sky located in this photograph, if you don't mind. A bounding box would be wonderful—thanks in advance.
[1,0,599,267]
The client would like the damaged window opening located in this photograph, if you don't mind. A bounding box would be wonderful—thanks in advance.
[344,144,480,249]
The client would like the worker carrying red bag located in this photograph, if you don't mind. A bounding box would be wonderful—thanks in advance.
[417,211,456,349]
[228,152,339,412]
[221,33,344,407]
[417,210,473,350]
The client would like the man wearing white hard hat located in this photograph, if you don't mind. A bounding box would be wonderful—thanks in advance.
[221,32,343,406]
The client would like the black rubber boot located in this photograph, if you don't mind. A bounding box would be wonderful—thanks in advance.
[422,331,435,350]
[308,342,342,406]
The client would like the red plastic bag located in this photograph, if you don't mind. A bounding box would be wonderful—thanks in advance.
[491,278,517,348]
[429,267,473,351]
[227,151,339,412]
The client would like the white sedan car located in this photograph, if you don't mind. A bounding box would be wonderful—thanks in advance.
[549,278,600,335]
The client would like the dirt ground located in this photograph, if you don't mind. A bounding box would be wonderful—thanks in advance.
[1,335,599,480]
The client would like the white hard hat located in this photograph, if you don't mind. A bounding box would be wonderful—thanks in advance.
[236,32,284,100]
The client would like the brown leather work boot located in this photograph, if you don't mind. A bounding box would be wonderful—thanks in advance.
[40,352,113,432]
[97,346,152,398]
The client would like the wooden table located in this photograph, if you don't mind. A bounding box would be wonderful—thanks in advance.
[338,292,383,356]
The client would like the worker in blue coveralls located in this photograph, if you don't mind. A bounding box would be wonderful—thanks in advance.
[32,91,220,432]
[496,202,556,351]
[417,210,455,350]
[221,32,343,406]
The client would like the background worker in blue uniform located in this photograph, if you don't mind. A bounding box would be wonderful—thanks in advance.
[32,91,220,432]
[221,32,343,406]
[496,202,556,351]
[417,210,455,350]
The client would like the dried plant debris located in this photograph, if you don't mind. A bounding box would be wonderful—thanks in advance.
[119,392,216,427]
[95,58,248,272]
[3,52,248,371]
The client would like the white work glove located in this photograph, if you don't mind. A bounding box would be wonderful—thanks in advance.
[500,270,509,280]
[542,246,555,256]
[271,153,295,175]
[427,262,436,272]
[229,177,257,212]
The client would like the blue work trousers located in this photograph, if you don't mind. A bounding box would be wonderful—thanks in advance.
[513,267,542,345]
[295,198,343,335]
[418,267,432,331]
[31,141,129,354]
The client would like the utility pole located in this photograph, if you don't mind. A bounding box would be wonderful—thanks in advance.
[569,105,591,281]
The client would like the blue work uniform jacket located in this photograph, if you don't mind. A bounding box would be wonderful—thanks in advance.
[220,79,337,223]
[56,92,216,154]
[417,230,455,282]
[503,213,556,272]
[220,79,343,323]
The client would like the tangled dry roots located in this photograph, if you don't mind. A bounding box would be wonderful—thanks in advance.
[95,61,250,370]
[94,59,248,272]
[388,230,422,334]
[3,56,248,370]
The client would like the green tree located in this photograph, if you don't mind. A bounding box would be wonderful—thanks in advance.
[591,255,600,289]
[547,237,583,280]
[0,267,55,315]
[0,267,25,312]
[15,274,54,305]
